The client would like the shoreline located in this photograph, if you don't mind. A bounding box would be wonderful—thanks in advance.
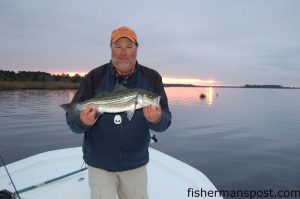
[1,81,299,91]
[164,84,300,89]
[0,81,80,90]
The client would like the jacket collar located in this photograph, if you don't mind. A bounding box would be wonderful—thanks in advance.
[109,61,140,86]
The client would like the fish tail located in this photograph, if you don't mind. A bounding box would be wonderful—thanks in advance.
[60,103,80,121]
[60,103,76,112]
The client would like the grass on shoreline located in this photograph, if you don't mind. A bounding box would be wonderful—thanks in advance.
[0,81,80,90]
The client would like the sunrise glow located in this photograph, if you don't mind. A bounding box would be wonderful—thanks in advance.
[51,72,217,86]
[52,72,87,77]
[162,77,216,86]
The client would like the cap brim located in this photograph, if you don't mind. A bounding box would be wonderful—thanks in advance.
[112,36,135,43]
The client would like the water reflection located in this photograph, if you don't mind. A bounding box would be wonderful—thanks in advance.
[199,87,217,106]
[1,88,300,190]
[0,90,77,120]
[165,87,217,106]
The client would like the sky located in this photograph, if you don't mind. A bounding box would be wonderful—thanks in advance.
[1,0,300,86]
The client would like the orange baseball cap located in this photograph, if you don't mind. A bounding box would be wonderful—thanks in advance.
[111,26,137,43]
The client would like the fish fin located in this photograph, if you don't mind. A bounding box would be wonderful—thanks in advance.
[95,91,108,97]
[94,112,102,120]
[126,109,135,121]
[60,103,80,121]
[113,84,127,92]
[126,103,137,121]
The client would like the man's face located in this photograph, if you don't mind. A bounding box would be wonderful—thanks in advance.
[111,37,138,75]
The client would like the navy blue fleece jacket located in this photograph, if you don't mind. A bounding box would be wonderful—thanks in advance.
[66,62,171,171]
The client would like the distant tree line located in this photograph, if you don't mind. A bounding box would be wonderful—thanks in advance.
[245,84,283,88]
[0,70,84,83]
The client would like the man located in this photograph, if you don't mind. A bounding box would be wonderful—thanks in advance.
[66,26,172,199]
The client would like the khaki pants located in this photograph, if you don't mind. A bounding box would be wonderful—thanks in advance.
[88,165,148,199]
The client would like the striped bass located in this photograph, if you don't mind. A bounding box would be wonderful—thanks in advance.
[60,84,160,121]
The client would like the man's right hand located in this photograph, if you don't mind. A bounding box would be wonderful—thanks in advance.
[80,104,98,126]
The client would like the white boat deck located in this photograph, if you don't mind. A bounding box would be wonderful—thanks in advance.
[0,147,222,199]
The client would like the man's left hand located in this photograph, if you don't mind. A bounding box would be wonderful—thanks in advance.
[143,105,162,123]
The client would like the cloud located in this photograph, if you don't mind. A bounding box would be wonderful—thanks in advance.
[1,0,300,86]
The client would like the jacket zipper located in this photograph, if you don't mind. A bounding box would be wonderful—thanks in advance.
[119,115,123,170]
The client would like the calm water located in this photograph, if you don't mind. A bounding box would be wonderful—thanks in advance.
[0,87,300,193]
